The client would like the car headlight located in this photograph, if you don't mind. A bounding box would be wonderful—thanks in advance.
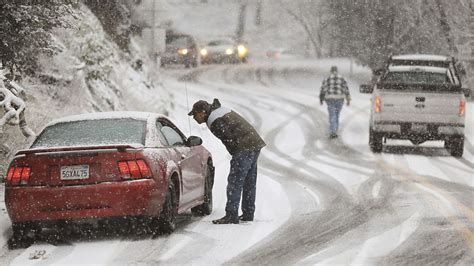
[225,48,234,55]
[200,49,208,56]
[237,45,248,57]
[178,48,188,55]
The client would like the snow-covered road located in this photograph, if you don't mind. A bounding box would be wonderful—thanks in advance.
[0,58,473,265]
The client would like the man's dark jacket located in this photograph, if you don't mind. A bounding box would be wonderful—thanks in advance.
[206,99,266,155]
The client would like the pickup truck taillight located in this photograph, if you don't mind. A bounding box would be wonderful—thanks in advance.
[375,96,382,113]
[459,100,465,117]
[118,159,152,180]
[6,166,31,186]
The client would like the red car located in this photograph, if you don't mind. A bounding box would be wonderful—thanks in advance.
[5,112,214,242]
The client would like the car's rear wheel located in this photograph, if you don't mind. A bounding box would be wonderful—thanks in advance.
[369,128,383,153]
[191,163,214,216]
[158,182,177,234]
[8,222,41,249]
[445,136,464,157]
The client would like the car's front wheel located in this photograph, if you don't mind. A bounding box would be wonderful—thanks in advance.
[369,128,383,153]
[191,163,214,216]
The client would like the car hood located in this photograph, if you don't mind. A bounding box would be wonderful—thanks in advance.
[205,45,234,52]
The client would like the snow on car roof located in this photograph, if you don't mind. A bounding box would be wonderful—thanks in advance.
[387,65,448,73]
[391,54,450,61]
[46,111,166,127]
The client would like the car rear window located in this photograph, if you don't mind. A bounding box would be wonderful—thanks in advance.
[32,119,146,148]
[382,71,452,85]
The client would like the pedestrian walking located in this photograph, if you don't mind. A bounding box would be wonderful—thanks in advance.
[319,66,351,138]
[188,98,266,224]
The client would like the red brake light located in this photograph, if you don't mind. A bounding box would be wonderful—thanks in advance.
[12,168,22,185]
[127,161,141,179]
[118,161,131,179]
[375,96,382,113]
[6,166,31,186]
[459,100,465,116]
[118,160,152,180]
[6,167,14,182]
[20,167,31,185]
[137,160,151,178]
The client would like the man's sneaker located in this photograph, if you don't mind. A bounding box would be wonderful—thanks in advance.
[329,133,338,139]
[212,215,239,224]
[239,215,254,222]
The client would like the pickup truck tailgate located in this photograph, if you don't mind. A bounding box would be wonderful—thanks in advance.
[375,90,464,124]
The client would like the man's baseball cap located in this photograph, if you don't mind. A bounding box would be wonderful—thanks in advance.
[188,100,210,116]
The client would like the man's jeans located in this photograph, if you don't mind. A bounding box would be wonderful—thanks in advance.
[326,99,344,135]
[225,150,260,219]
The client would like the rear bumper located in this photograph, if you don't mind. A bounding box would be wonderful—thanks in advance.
[5,179,165,223]
[373,121,464,139]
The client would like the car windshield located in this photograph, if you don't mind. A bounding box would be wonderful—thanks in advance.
[382,71,451,85]
[31,119,146,148]
[208,40,232,46]
[168,36,189,47]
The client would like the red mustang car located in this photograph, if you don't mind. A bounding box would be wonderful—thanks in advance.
[5,112,214,242]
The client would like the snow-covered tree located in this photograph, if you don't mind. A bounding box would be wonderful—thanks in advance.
[0,1,76,75]
[0,72,35,141]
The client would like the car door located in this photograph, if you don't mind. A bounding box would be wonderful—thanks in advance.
[158,119,203,207]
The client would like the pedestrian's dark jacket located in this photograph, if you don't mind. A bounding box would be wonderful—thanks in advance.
[205,99,266,155]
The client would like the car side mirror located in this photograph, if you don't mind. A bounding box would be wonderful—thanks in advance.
[360,84,374,94]
[463,88,471,98]
[186,136,203,147]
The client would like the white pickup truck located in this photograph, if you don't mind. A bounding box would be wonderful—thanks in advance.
[360,62,470,157]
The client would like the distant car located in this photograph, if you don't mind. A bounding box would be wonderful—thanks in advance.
[5,112,214,244]
[161,33,199,68]
[360,65,470,156]
[200,39,248,64]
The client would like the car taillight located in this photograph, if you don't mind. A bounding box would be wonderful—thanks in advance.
[117,160,152,180]
[6,166,31,186]
[137,160,151,178]
[459,100,465,116]
[375,96,382,113]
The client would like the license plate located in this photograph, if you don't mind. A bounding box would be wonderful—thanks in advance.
[411,124,427,132]
[60,165,89,180]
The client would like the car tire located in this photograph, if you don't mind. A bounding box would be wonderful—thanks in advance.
[445,136,464,157]
[191,163,214,216]
[369,128,383,153]
[8,222,41,249]
[158,182,177,234]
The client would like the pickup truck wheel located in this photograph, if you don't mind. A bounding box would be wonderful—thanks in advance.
[369,128,383,153]
[446,136,464,157]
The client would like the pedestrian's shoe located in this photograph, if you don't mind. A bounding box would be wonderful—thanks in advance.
[329,133,338,139]
[239,215,254,222]
[212,215,239,224]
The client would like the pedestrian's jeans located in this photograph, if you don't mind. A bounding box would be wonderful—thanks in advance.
[326,99,344,135]
[225,150,260,219]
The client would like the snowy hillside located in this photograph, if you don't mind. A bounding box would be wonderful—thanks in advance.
[0,3,172,175]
